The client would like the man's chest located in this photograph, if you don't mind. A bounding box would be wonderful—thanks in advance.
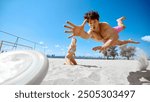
[91,31,103,41]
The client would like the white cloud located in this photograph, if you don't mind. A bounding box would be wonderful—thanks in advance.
[141,35,150,42]
[39,41,44,45]
[55,44,60,48]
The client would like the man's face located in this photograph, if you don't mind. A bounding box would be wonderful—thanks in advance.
[88,19,99,30]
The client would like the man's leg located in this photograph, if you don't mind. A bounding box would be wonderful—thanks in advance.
[116,39,140,46]
[70,58,77,65]
[113,17,126,33]
[67,59,73,65]
[117,16,126,28]
[65,54,74,65]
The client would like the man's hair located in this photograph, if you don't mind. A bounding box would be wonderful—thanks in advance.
[84,11,100,22]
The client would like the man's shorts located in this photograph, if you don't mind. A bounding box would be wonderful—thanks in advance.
[113,26,124,33]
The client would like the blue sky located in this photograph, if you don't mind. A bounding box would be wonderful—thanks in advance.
[0,0,150,57]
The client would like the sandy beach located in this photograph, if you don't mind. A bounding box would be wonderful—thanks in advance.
[41,58,150,85]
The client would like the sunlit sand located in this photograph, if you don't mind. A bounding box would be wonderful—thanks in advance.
[41,58,150,85]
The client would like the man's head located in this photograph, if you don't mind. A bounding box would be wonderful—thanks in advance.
[84,11,100,22]
[84,11,100,30]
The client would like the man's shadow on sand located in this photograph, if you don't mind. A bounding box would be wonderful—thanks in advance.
[79,64,101,68]
[127,70,150,85]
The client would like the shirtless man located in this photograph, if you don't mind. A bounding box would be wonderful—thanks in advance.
[64,38,77,65]
[64,11,139,51]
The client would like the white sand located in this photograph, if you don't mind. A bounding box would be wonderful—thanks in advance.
[41,58,150,85]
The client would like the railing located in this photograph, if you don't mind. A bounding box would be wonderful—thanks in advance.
[0,30,47,54]
[0,40,33,51]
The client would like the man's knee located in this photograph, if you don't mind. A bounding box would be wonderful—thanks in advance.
[66,54,71,59]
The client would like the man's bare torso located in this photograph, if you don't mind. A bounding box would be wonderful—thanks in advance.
[89,22,118,42]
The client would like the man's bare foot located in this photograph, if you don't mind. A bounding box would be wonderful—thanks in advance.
[117,16,126,22]
[128,38,140,44]
[92,46,108,51]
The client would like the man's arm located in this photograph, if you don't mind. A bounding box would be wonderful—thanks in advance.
[79,31,91,39]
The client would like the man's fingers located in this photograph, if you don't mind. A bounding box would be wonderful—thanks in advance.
[81,19,87,26]
[64,30,73,33]
[66,21,76,27]
[64,25,72,29]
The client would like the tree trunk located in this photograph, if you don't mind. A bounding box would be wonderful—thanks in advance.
[113,57,115,60]
[107,56,109,60]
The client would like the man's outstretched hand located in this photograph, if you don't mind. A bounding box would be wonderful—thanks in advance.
[64,19,87,38]
[92,46,107,51]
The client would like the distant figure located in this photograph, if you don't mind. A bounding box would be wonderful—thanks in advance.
[64,11,139,51]
[64,38,77,65]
